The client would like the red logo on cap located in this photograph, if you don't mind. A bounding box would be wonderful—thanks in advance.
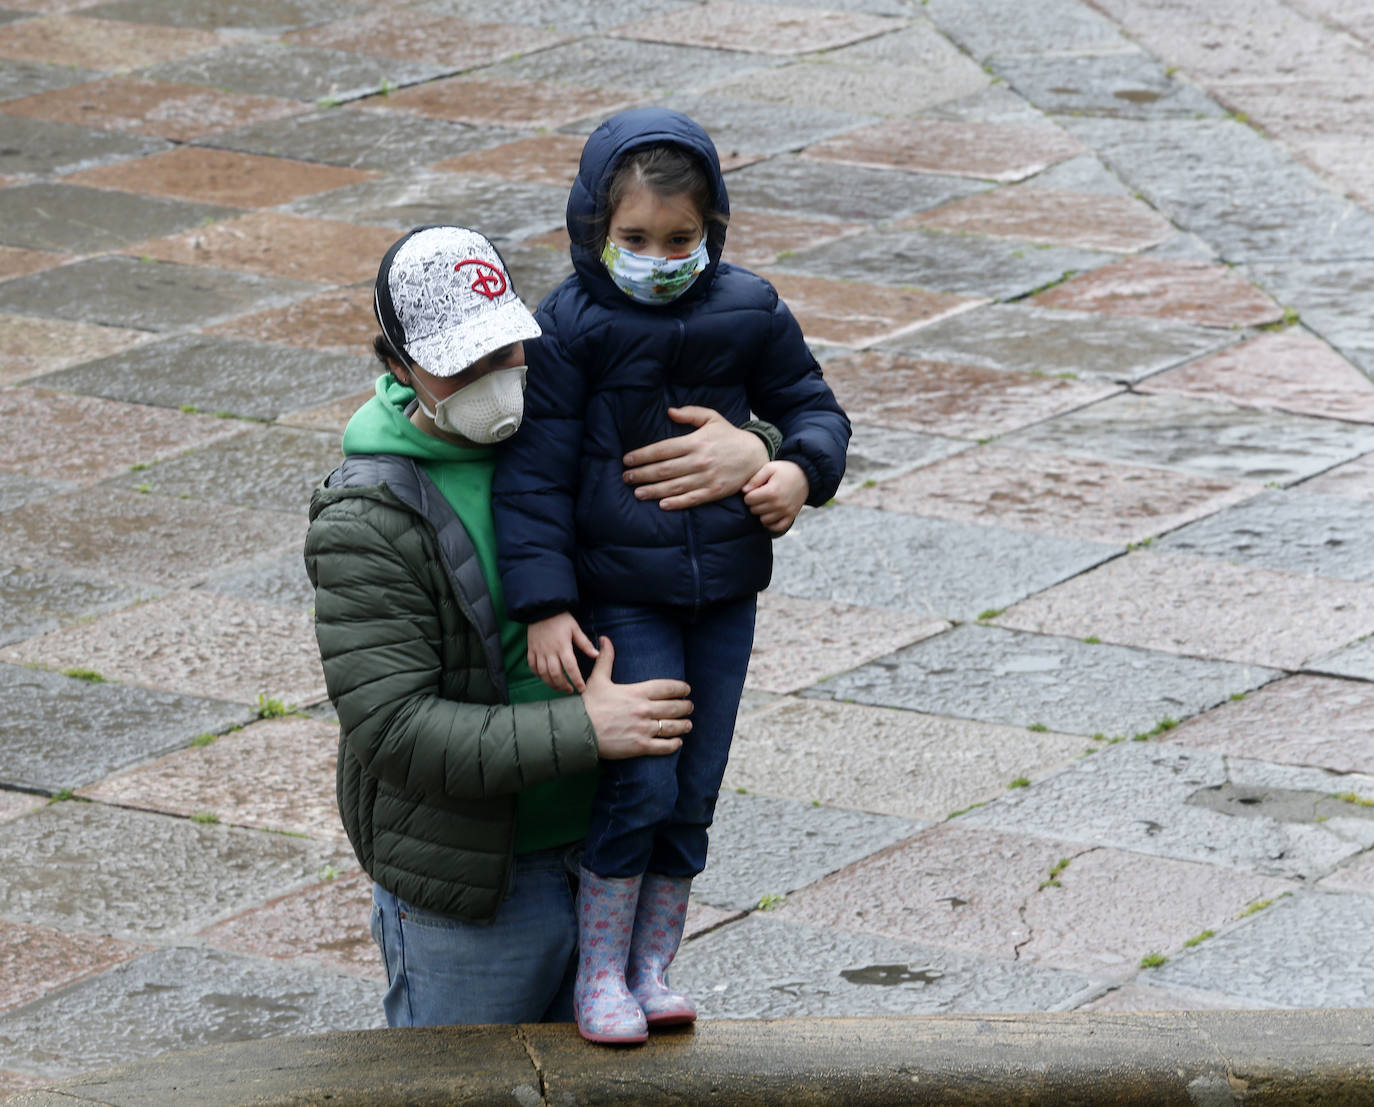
[455,258,507,300]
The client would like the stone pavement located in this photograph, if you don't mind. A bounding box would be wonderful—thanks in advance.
[1,0,1373,1097]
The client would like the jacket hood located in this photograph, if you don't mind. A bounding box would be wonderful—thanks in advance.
[340,373,494,464]
[566,107,730,309]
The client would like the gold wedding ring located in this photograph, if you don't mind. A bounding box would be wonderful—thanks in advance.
[656,718,663,737]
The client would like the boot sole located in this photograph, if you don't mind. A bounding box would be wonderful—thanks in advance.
[646,1011,696,1027]
[578,1028,649,1045]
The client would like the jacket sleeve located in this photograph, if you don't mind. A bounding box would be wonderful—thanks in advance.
[305,495,599,802]
[492,323,589,623]
[747,292,852,505]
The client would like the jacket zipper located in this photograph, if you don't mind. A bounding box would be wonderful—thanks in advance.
[668,317,703,611]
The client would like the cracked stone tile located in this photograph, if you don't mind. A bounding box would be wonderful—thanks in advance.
[0,181,237,253]
[998,550,1374,671]
[760,272,982,348]
[811,623,1278,738]
[0,315,153,385]
[612,2,902,54]
[0,920,142,1014]
[0,588,324,706]
[0,13,219,70]
[431,133,586,187]
[367,74,632,130]
[726,697,1088,823]
[284,10,570,67]
[992,53,1224,121]
[207,287,373,356]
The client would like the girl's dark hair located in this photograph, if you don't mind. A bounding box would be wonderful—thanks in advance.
[595,144,727,248]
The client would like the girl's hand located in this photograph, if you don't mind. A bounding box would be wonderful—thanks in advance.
[622,406,769,510]
[528,611,599,694]
[743,460,810,534]
[582,637,692,759]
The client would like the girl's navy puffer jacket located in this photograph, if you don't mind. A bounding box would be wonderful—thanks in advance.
[493,107,850,621]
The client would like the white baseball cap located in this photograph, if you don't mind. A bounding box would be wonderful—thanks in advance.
[373,225,541,377]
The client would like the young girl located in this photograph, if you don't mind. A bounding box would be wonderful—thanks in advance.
[492,107,850,1044]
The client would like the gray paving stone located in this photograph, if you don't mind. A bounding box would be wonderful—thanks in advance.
[0,59,95,104]
[998,392,1374,485]
[1309,636,1374,682]
[924,0,1134,61]
[1158,489,1374,583]
[924,83,1049,127]
[0,945,382,1079]
[809,624,1279,737]
[0,802,348,939]
[960,743,1374,880]
[879,303,1232,383]
[83,0,362,33]
[1023,154,1134,197]
[423,0,693,34]
[0,662,251,793]
[724,154,988,221]
[0,565,148,649]
[0,114,167,178]
[994,54,1225,120]
[0,473,75,515]
[205,108,518,171]
[674,914,1101,1018]
[694,790,922,913]
[197,546,313,610]
[32,334,375,421]
[283,167,566,242]
[499,241,575,310]
[1148,891,1374,1009]
[838,422,969,495]
[769,505,1118,622]
[0,182,238,254]
[774,228,1115,302]
[0,256,319,333]
[1244,258,1374,377]
[653,93,877,159]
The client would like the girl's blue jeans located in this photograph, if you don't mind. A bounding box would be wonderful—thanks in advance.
[581,595,757,879]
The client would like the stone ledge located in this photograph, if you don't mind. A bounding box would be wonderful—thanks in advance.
[6,1011,1374,1106]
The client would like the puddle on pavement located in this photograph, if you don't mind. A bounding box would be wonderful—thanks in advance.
[840,964,945,987]
[1187,781,1374,824]
[1115,89,1164,103]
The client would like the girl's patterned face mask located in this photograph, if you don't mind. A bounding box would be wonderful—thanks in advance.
[601,236,709,305]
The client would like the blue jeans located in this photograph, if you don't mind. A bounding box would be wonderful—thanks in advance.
[370,846,579,1026]
[582,595,757,879]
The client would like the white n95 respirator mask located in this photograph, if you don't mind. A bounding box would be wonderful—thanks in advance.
[414,366,528,444]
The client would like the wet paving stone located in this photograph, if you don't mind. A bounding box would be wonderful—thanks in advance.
[999,549,1374,672]
[0,588,324,706]
[1244,257,1374,378]
[1137,329,1374,422]
[1309,635,1374,682]
[923,0,1131,62]
[0,247,65,285]
[821,349,1121,440]
[0,58,95,102]
[0,565,146,649]
[997,391,1374,485]
[993,53,1223,121]
[694,790,920,913]
[275,388,372,435]
[837,422,969,494]
[0,255,319,332]
[0,472,75,514]
[1166,674,1374,776]
[762,272,981,348]
[844,445,1262,547]
[0,386,247,484]
[0,314,152,384]
[748,592,947,695]
[811,623,1277,738]
[1147,890,1374,1008]
[80,0,357,34]
[1035,255,1285,329]
[675,913,1100,1018]
[285,9,569,68]
[0,944,382,1079]
[715,209,865,271]
[654,93,876,162]
[0,921,142,1014]
[961,743,1374,881]
[612,2,902,54]
[0,660,251,793]
[1157,489,1374,582]
[207,287,373,355]
[778,824,1292,976]
[0,792,42,825]
[31,332,375,420]
[769,504,1117,622]
[881,302,1233,384]
[423,0,691,34]
[432,132,585,188]
[1318,849,1374,896]
[0,181,235,253]
[726,698,1087,823]
[0,13,220,70]
[371,74,631,130]
[197,545,314,610]
[1082,983,1267,1013]
[79,716,343,839]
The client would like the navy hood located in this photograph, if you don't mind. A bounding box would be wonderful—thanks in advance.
[566,108,730,308]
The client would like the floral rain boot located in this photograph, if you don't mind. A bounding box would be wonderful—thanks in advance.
[626,872,697,1026]
[574,868,647,1044]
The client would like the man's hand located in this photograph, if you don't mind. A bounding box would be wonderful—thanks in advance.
[528,611,599,694]
[622,406,770,511]
[743,460,810,534]
[582,638,693,759]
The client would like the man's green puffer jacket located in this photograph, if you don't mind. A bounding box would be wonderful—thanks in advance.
[304,455,600,922]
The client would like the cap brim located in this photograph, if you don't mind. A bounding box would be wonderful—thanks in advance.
[405,300,542,378]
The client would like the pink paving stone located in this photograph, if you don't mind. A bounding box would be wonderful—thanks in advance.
[802,118,1084,182]
[612,1,901,54]
[0,76,307,142]
[818,350,1121,440]
[684,901,742,942]
[0,14,219,70]
[207,286,374,355]
[2,0,109,11]
[125,212,400,284]
[905,188,1174,254]
[1317,849,1374,895]
[1033,257,1287,329]
[365,76,631,130]
[0,919,142,1013]
[747,591,948,694]
[760,272,982,348]
[1302,452,1374,501]
[0,386,248,483]
[1297,134,1374,209]
[720,209,865,271]
[286,10,569,67]
[1165,674,1374,775]
[841,445,1262,546]
[0,1072,49,1099]
[277,389,372,434]
[0,589,326,706]
[0,246,66,283]
[0,315,152,386]
[78,716,345,840]
[66,147,377,209]
[198,868,381,979]
[996,550,1374,670]
[777,825,1292,975]
[0,790,44,824]
[1081,984,1267,1012]
[1136,330,1374,424]
[431,133,586,188]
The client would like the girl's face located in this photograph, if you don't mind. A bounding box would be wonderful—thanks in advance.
[607,184,704,257]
